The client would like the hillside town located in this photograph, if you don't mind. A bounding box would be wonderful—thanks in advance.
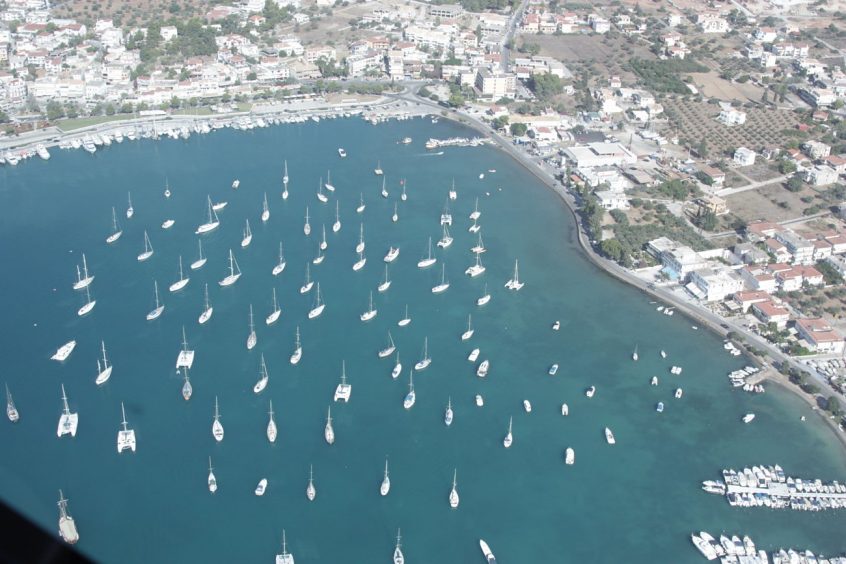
[3,0,846,417]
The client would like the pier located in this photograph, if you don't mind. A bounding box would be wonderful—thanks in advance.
[703,466,846,511]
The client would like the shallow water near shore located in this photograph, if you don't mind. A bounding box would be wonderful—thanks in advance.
[0,116,845,562]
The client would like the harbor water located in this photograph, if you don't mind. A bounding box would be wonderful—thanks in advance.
[0,116,845,562]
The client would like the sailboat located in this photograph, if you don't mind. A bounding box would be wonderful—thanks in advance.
[267,400,277,443]
[137,231,153,262]
[95,341,112,385]
[182,366,192,401]
[393,529,404,564]
[353,248,367,271]
[380,459,391,495]
[207,457,217,493]
[253,354,269,394]
[470,197,481,220]
[218,250,242,287]
[266,288,281,325]
[468,218,480,233]
[282,160,289,200]
[304,207,311,236]
[392,203,398,223]
[106,207,122,243]
[272,242,286,276]
[401,181,407,201]
[375,161,384,176]
[77,286,95,316]
[57,384,78,438]
[5,384,19,423]
[164,180,171,199]
[356,193,365,213]
[290,326,303,364]
[378,332,396,358]
[378,265,391,292]
[461,315,474,340]
[440,201,452,226]
[306,465,316,501]
[437,224,453,248]
[169,256,190,292]
[241,219,252,248]
[308,283,325,319]
[57,491,79,544]
[300,263,313,294]
[196,195,220,234]
[356,224,365,254]
[449,469,459,508]
[465,253,485,277]
[126,192,134,219]
[325,170,335,192]
[117,402,136,453]
[199,283,213,324]
[72,253,94,290]
[360,291,377,321]
[391,352,402,379]
[261,192,270,222]
[334,361,351,402]
[398,305,411,327]
[332,202,342,234]
[477,283,491,306]
[417,237,436,269]
[246,305,257,350]
[444,397,453,426]
[380,177,388,198]
[384,246,400,263]
[146,280,164,320]
[212,396,224,442]
[324,406,334,445]
[432,263,450,293]
[316,177,328,203]
[632,345,639,361]
[403,372,416,409]
[414,337,431,371]
[504,259,524,290]
[191,240,207,270]
[503,416,513,448]
[471,233,486,254]
[448,180,457,201]
[276,530,294,564]
[320,225,328,251]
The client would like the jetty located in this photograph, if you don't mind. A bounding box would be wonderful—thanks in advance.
[692,531,846,563]
[424,137,491,150]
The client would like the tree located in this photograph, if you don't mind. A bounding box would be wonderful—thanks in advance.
[247,71,257,81]
[786,174,804,192]
[491,115,509,130]
[447,92,465,107]
[510,122,527,136]
[828,396,843,417]
[599,238,625,263]
[779,159,797,174]
[46,100,64,121]
[527,73,563,101]
[693,210,718,231]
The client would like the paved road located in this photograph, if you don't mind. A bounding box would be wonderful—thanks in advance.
[501,0,530,72]
[716,174,790,197]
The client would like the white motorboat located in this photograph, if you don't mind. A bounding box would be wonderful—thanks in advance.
[445,398,454,426]
[585,386,595,398]
[116,402,136,453]
[465,254,485,277]
[77,286,95,317]
[266,288,281,325]
[505,259,524,290]
[656,401,664,413]
[161,219,175,230]
[476,394,484,407]
[403,372,416,409]
[448,469,459,508]
[561,403,569,416]
[378,332,396,358]
[106,208,122,243]
[255,478,268,496]
[565,447,575,465]
[261,192,270,222]
[385,246,400,263]
[549,364,559,376]
[334,361,351,402]
[503,416,513,448]
[218,250,242,287]
[304,207,311,236]
[241,219,252,248]
[552,320,560,331]
[196,196,220,234]
[306,465,316,501]
[742,413,756,423]
[57,491,79,545]
[253,354,269,394]
[137,231,154,261]
[461,314,475,341]
[208,457,217,493]
[290,326,303,364]
[198,284,213,324]
[651,376,658,386]
[398,304,411,327]
[232,179,240,189]
[523,400,532,413]
[272,242,286,276]
[477,284,491,306]
[190,240,207,270]
[325,406,335,445]
[212,201,227,212]
[479,540,496,563]
[169,256,190,292]
[476,360,489,378]
[267,400,277,443]
[675,388,683,399]
[380,459,391,496]
[57,384,78,438]
[360,291,377,322]
[276,530,294,564]
[432,263,450,293]
[417,238,436,269]
[378,265,391,292]
[338,147,346,158]
[6,384,19,423]
[212,396,224,442]
[437,224,453,248]
[605,427,616,445]
[146,280,164,321]
[52,340,77,362]
[414,337,431,371]
[95,341,112,385]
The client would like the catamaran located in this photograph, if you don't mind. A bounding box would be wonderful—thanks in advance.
[398,304,411,327]
[325,170,335,192]
[417,237,436,269]
[191,240,207,270]
[282,160,289,200]
[182,366,192,401]
[466,254,485,277]
[304,207,311,235]
[432,263,450,293]
[117,402,136,453]
[384,246,400,263]
[261,192,270,222]
[378,265,391,292]
[272,242,286,276]
[503,416,513,448]
[356,193,365,213]
[57,384,78,438]
[267,400,277,443]
[477,283,491,306]
[253,354,269,394]
[146,280,164,321]
[276,530,294,564]
[468,218,480,233]
[316,177,328,203]
[461,315,474,341]
[6,384,19,423]
[334,361,351,402]
[208,457,217,493]
[448,180,457,201]
[391,352,402,379]
[414,337,431,371]
[470,197,481,220]
[437,224,453,248]
[290,326,303,364]
[246,304,257,350]
[353,249,367,271]
[199,284,213,324]
[324,406,335,445]
[306,465,316,501]
[196,196,220,234]
[504,259,524,290]
[106,207,122,243]
[445,398,453,426]
[380,459,391,496]
[361,291,377,322]
[137,231,153,262]
[212,396,224,442]
[300,263,313,294]
[52,340,76,362]
[392,203,398,223]
[77,286,95,316]
[126,192,134,219]
[169,256,190,292]
[356,224,365,254]
[378,332,396,358]
[241,219,252,248]
[375,161,384,176]
[57,491,79,545]
[72,253,94,290]
[308,283,325,319]
[218,250,242,287]
[95,341,112,385]
[440,201,452,226]
[393,529,404,564]
[403,372,416,409]
[471,233,486,254]
[449,470,459,508]
[266,288,281,325]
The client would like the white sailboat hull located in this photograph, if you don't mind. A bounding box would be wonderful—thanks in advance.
[266,310,281,325]
[218,274,241,287]
[272,262,286,276]
[95,366,112,386]
[169,278,189,293]
[106,231,122,244]
[199,307,213,324]
[308,305,325,319]
[196,222,219,235]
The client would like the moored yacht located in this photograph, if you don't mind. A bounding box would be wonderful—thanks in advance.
[300,263,314,294]
[190,240,207,270]
[403,372,416,409]
[385,246,400,263]
[266,288,282,325]
[417,238,436,269]
[253,354,269,394]
[445,397,454,426]
[137,231,154,262]
[465,254,485,277]
[146,280,164,321]
[57,384,78,438]
[398,304,411,327]
[72,254,94,291]
[246,305,257,350]
[380,459,391,496]
[182,367,192,401]
[126,192,134,219]
[106,208,122,243]
[272,242,286,276]
[356,193,365,213]
[290,326,303,364]
[77,286,96,317]
[414,337,431,371]
[212,396,224,442]
[304,207,311,236]
[437,224,453,248]
[332,201,341,232]
[267,400,277,443]
[334,361,351,402]
[378,331,396,358]
[477,284,491,306]
[391,352,402,379]
[461,314,474,340]
[208,457,217,493]
[241,219,253,248]
[605,427,616,445]
[6,384,19,423]
[218,250,242,287]
[324,406,335,445]
[94,341,112,385]
[276,530,294,564]
[393,529,404,564]
[449,469,459,508]
[503,416,513,448]
[198,284,213,325]
[378,265,392,292]
[360,292,377,322]
[52,340,77,362]
[168,256,190,292]
[356,224,366,254]
[196,196,220,234]
[57,491,79,545]
[504,259,524,290]
[261,192,271,222]
[116,402,136,453]
[432,263,450,293]
[353,250,367,271]
[306,465,316,501]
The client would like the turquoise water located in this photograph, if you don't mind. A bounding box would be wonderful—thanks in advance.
[0,117,845,563]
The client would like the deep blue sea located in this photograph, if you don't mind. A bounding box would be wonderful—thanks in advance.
[0,116,844,563]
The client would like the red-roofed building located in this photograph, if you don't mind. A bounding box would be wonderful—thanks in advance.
[764,239,791,263]
[746,221,785,242]
[813,239,833,261]
[795,318,845,353]
[752,301,791,328]
[733,290,772,312]
[825,234,846,254]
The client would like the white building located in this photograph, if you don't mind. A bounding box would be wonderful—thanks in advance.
[661,246,708,280]
[160,26,178,42]
[718,108,746,126]
[562,142,637,169]
[474,68,516,99]
[804,165,838,187]
[689,267,744,302]
[595,189,629,210]
[734,147,756,166]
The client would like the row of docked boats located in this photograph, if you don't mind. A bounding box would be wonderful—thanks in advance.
[692,531,846,563]
[703,465,846,511]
